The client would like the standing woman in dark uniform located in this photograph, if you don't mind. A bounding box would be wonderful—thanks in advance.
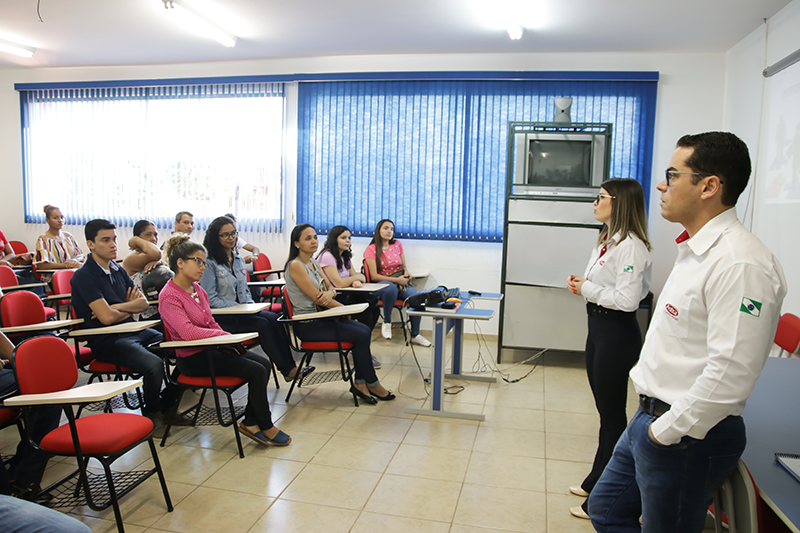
[565,178,653,520]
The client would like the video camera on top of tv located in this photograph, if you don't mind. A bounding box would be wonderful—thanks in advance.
[405,286,455,310]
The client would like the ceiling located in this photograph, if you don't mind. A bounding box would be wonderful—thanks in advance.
[0,0,792,69]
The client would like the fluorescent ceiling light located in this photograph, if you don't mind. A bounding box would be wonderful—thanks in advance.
[0,37,36,58]
[506,23,523,40]
[163,0,237,48]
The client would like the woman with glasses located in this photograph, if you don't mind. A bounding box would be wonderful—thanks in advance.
[200,216,311,384]
[565,179,653,521]
[159,234,290,446]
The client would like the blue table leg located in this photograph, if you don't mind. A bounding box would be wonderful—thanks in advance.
[431,318,445,411]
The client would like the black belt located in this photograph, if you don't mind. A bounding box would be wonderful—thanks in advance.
[639,395,671,417]
[587,302,635,317]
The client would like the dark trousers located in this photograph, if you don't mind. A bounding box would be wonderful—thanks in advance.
[91,328,168,414]
[581,303,642,501]
[293,319,379,386]
[335,292,380,331]
[215,311,296,376]
[176,349,274,430]
[0,368,60,493]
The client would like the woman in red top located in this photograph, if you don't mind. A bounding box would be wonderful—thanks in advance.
[159,234,290,447]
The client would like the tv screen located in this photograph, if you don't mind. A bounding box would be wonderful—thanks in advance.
[527,140,592,187]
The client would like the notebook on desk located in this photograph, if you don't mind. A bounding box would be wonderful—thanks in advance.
[775,453,800,483]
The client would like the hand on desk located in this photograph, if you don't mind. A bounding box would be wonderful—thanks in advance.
[567,275,586,296]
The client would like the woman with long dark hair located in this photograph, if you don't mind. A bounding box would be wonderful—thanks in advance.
[317,225,381,335]
[284,224,394,405]
[159,234,290,447]
[123,219,164,321]
[565,178,653,520]
[363,219,430,346]
[200,216,311,383]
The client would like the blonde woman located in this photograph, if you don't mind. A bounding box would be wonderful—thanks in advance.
[566,178,653,520]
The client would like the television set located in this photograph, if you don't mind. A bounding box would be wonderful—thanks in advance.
[511,125,611,198]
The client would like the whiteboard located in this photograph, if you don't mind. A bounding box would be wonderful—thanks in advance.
[505,223,600,288]
[754,59,800,314]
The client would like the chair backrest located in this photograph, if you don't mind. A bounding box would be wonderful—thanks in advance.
[362,259,372,283]
[253,255,274,280]
[12,336,79,394]
[0,265,18,287]
[714,459,762,533]
[281,286,295,318]
[52,269,75,296]
[0,291,47,328]
[8,241,28,254]
[775,313,800,354]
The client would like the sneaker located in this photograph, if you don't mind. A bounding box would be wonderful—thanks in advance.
[372,355,382,369]
[381,323,392,339]
[411,334,431,347]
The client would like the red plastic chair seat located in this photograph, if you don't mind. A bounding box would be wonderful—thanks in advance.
[177,374,247,387]
[88,360,135,373]
[44,307,57,319]
[775,313,800,353]
[0,408,20,425]
[77,346,93,364]
[300,341,354,350]
[40,413,153,454]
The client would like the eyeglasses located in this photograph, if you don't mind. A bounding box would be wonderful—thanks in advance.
[219,231,238,239]
[664,170,718,186]
[185,257,206,268]
[594,194,615,203]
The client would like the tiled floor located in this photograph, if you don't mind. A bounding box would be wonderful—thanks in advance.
[1,331,646,533]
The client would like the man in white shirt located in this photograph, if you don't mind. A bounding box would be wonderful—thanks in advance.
[587,132,787,533]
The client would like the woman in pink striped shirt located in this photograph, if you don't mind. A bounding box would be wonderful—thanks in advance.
[159,234,290,447]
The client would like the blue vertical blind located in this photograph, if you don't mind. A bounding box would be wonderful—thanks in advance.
[297,77,657,241]
[19,82,285,232]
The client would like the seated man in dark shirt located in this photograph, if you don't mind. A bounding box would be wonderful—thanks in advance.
[70,219,178,431]
[0,331,60,499]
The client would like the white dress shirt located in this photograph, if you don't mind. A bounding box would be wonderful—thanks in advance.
[630,208,787,445]
[581,232,652,312]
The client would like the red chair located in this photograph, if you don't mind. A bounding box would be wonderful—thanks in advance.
[362,259,408,343]
[0,291,61,343]
[11,336,172,532]
[159,329,250,458]
[252,254,283,311]
[0,265,56,319]
[8,240,29,254]
[775,313,800,357]
[48,269,74,318]
[278,286,359,406]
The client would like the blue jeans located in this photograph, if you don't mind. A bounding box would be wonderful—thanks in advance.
[587,408,746,533]
[378,281,420,336]
[293,319,379,386]
[0,494,92,533]
[91,328,166,414]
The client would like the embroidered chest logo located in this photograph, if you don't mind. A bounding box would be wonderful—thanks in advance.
[740,297,762,317]
[623,265,634,273]
[665,303,679,320]
[599,260,605,266]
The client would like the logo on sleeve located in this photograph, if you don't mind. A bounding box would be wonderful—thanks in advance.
[740,298,762,317]
[623,265,634,273]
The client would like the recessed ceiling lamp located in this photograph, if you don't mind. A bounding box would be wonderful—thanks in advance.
[0,37,36,58]
[162,0,237,48]
[506,23,523,40]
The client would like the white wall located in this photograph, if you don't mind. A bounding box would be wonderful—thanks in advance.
[725,0,800,316]
[0,51,728,335]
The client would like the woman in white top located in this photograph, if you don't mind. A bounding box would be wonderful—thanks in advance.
[565,178,653,520]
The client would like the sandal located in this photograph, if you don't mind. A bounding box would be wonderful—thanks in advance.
[237,422,270,447]
[264,429,292,446]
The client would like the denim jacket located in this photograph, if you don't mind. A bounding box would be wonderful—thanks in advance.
[199,253,253,308]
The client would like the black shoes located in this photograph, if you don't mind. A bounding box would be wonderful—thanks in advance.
[284,366,315,383]
[370,390,396,401]
[349,385,378,405]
